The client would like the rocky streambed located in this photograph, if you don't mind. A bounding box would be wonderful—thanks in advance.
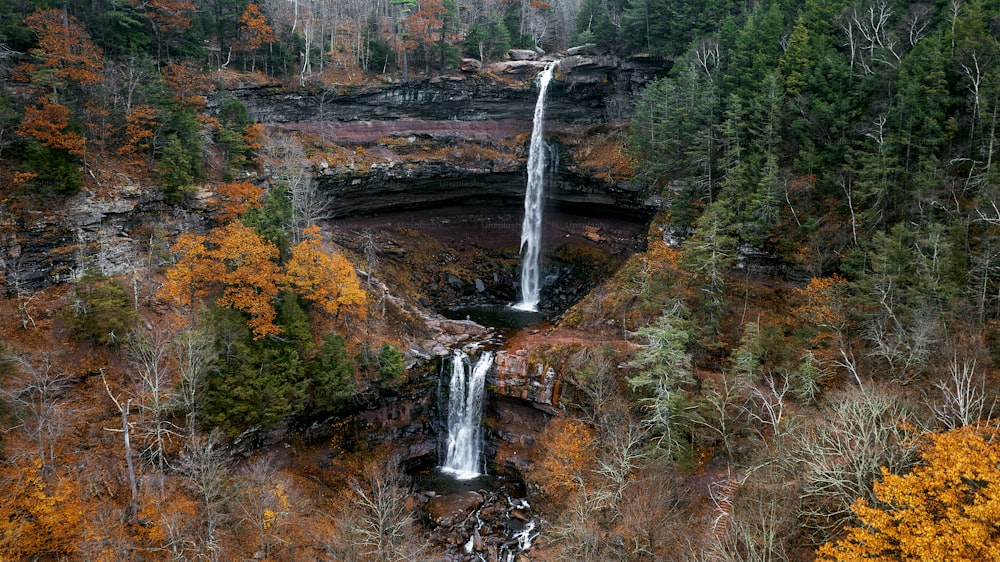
[417,471,540,561]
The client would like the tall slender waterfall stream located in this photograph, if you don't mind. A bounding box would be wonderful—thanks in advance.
[441,350,494,480]
[514,63,556,312]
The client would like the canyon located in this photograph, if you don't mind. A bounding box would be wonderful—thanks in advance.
[1,53,668,559]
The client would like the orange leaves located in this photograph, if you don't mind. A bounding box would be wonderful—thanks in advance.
[402,0,446,51]
[0,462,83,559]
[211,222,283,339]
[159,232,221,313]
[236,4,275,72]
[795,274,850,364]
[159,224,281,339]
[23,8,103,92]
[163,62,216,110]
[817,424,1000,561]
[798,274,850,330]
[160,220,367,339]
[531,417,595,503]
[237,4,275,51]
[144,0,195,34]
[286,225,367,319]
[18,99,87,156]
[244,122,266,153]
[210,180,264,222]
[118,104,160,161]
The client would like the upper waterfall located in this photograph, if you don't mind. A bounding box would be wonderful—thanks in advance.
[513,63,556,312]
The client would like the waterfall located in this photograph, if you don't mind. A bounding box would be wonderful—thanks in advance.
[442,350,494,480]
[514,63,556,312]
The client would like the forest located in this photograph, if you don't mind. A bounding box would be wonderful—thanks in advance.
[1,0,1000,560]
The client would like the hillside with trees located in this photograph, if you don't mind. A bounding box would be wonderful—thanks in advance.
[1,0,1000,560]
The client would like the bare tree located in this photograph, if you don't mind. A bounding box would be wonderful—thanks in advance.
[346,461,423,561]
[172,328,216,441]
[696,371,748,462]
[237,456,292,559]
[705,462,800,562]
[933,356,995,430]
[1,353,72,476]
[261,131,329,243]
[594,418,647,508]
[840,0,903,77]
[178,431,232,561]
[127,329,179,474]
[745,374,792,440]
[101,370,140,520]
[793,386,921,543]
[0,239,41,330]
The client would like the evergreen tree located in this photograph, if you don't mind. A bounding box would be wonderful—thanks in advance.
[311,333,355,414]
[627,303,699,459]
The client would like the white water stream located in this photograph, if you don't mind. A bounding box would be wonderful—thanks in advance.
[441,350,494,480]
[514,63,556,312]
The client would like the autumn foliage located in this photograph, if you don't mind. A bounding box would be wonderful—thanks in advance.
[118,105,160,163]
[22,8,103,94]
[211,222,284,339]
[817,424,1000,561]
[162,62,215,110]
[532,417,595,504]
[159,219,366,339]
[17,99,87,156]
[236,4,275,72]
[144,0,196,35]
[0,462,83,559]
[286,225,367,320]
[210,180,265,222]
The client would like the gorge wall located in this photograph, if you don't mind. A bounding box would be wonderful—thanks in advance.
[229,53,669,218]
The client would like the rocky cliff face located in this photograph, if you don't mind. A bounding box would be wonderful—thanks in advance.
[227,54,667,125]
[0,186,209,292]
[228,54,668,219]
[0,54,665,295]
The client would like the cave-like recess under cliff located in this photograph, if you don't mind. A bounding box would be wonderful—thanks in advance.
[236,56,668,311]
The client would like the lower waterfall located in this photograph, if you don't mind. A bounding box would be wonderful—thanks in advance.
[441,350,494,480]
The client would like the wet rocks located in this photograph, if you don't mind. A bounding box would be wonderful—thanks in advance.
[426,491,484,527]
[419,485,540,561]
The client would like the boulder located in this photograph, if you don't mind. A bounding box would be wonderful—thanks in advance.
[508,49,537,61]
[557,55,619,86]
[426,491,484,527]
[566,44,598,56]
[491,60,547,76]
[460,58,483,72]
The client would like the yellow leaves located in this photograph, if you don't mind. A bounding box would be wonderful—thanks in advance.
[797,274,849,331]
[160,221,367,339]
[531,417,595,504]
[286,225,367,319]
[12,171,39,185]
[817,424,1000,561]
[158,223,280,339]
[0,463,83,559]
[212,222,282,339]
[159,232,221,313]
